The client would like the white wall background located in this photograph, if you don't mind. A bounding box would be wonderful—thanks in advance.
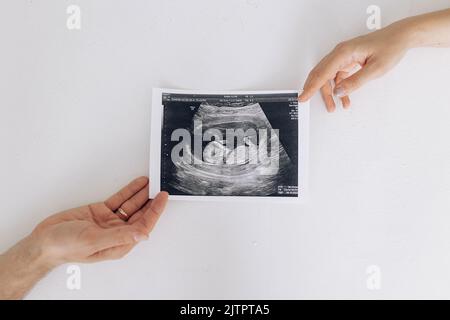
[1,0,450,299]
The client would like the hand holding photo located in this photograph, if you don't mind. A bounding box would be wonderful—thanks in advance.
[150,88,309,202]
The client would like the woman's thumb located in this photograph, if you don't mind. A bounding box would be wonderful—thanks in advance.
[334,61,381,97]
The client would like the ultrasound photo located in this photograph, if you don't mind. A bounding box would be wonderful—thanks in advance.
[150,89,309,201]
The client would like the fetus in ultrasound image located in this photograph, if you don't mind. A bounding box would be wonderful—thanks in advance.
[160,93,299,197]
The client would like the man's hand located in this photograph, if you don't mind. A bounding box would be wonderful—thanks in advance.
[0,177,168,299]
[31,176,168,264]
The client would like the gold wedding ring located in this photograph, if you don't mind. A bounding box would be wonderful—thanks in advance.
[116,207,129,220]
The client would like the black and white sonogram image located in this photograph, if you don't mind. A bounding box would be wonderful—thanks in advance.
[160,92,299,197]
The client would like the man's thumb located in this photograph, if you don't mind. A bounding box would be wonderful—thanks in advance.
[91,226,148,252]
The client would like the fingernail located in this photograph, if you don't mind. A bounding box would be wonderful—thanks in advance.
[334,86,346,98]
[133,233,149,242]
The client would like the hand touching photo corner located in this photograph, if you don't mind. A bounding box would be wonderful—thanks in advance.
[299,8,450,112]
[0,177,168,300]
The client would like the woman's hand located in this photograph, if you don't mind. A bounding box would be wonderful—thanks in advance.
[299,9,450,112]
[31,176,168,265]
[299,23,411,112]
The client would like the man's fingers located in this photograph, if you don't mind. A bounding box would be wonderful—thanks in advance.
[127,199,151,224]
[87,191,169,255]
[118,185,150,220]
[333,60,381,97]
[87,244,134,262]
[89,225,147,253]
[299,45,351,102]
[320,81,336,113]
[133,191,169,233]
[105,176,149,211]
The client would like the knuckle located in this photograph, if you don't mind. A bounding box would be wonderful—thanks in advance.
[334,41,351,54]
[345,78,359,90]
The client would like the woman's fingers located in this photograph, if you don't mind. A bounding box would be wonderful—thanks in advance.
[335,71,351,109]
[341,94,351,109]
[299,44,351,102]
[320,81,336,113]
[104,176,149,211]
[318,71,352,112]
[333,60,382,97]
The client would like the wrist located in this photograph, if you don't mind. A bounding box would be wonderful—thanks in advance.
[0,235,58,299]
[388,12,447,49]
[384,19,418,51]
[7,234,60,273]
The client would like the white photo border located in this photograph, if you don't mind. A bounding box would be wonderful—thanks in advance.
[150,88,309,203]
